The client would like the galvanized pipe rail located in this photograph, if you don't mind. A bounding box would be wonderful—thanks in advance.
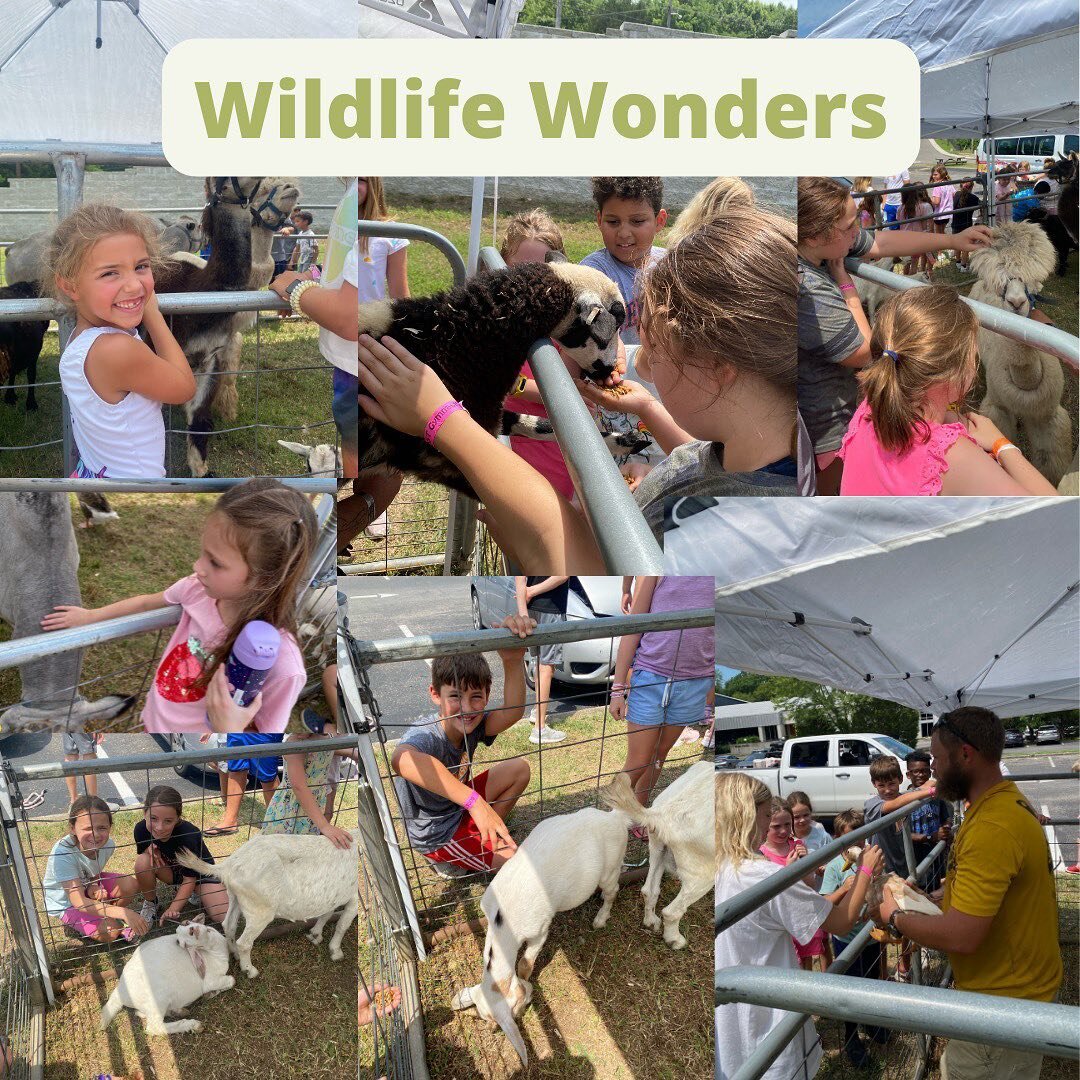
[353,609,715,668]
[715,970,1080,1061]
[478,246,664,574]
[844,257,1080,370]
[0,478,335,494]
[0,143,169,166]
[0,289,291,323]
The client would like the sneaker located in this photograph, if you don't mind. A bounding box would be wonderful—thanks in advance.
[302,707,330,735]
[529,726,566,744]
[430,861,471,880]
[1066,865,1080,875]
[138,901,158,924]
[675,727,700,746]
[364,511,389,540]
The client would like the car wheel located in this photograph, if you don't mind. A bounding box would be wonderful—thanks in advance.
[471,588,484,632]
[524,651,536,692]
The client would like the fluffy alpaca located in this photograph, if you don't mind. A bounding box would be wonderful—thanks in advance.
[359,256,650,497]
[152,176,300,476]
[99,917,233,1035]
[0,281,48,411]
[968,220,1074,486]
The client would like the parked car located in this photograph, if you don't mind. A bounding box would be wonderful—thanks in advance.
[737,751,771,769]
[1003,728,1026,749]
[767,740,786,755]
[754,732,916,815]
[1035,725,1062,745]
[471,577,623,688]
[715,754,740,770]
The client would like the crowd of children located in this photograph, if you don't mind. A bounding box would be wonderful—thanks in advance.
[358,175,803,570]
[796,174,1064,497]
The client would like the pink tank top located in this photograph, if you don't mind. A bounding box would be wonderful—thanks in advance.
[502,360,576,501]
[838,399,978,495]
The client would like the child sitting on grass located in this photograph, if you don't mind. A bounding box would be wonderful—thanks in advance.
[42,795,147,943]
[391,616,535,878]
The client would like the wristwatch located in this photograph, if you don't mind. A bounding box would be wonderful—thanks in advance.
[285,277,320,316]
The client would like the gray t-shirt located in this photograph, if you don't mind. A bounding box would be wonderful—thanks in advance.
[392,714,497,853]
[864,793,909,876]
[580,246,665,347]
[797,227,874,454]
[635,440,798,540]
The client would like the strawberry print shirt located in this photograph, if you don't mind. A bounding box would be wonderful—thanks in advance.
[141,575,306,735]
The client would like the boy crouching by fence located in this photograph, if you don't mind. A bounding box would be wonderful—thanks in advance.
[391,615,536,879]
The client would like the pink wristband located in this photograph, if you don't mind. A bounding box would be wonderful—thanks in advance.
[859,864,873,878]
[463,789,479,812]
[424,400,466,447]
[838,282,857,293]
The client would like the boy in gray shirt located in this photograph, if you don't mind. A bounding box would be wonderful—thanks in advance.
[391,615,535,873]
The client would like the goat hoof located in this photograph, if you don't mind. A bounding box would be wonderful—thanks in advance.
[330,947,344,961]
[643,915,661,933]
[666,934,687,951]
[591,914,608,929]
[306,931,323,945]
[244,967,259,979]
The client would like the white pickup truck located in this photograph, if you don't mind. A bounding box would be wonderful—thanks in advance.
[746,732,917,816]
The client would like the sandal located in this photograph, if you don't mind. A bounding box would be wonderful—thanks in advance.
[203,825,239,837]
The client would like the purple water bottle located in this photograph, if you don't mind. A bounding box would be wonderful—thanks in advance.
[225,621,281,705]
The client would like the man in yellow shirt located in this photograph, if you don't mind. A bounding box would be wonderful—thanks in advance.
[877,706,1062,1080]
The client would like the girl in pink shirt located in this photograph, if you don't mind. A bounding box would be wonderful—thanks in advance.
[929,166,955,239]
[41,478,317,735]
[838,287,1059,496]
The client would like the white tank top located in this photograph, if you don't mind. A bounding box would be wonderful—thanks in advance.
[59,326,166,478]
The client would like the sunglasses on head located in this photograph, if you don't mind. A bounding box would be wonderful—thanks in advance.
[932,716,984,755]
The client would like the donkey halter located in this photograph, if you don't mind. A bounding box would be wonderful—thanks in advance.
[206,177,292,230]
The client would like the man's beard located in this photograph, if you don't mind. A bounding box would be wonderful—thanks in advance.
[934,758,970,802]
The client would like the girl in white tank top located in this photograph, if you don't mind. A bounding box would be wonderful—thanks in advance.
[47,204,197,477]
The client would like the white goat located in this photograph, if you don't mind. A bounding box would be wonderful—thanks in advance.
[278,439,341,478]
[451,804,630,1066]
[601,759,713,950]
[177,831,358,978]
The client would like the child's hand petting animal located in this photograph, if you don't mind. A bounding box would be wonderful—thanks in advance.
[359,333,455,439]
[321,823,355,851]
[41,605,95,630]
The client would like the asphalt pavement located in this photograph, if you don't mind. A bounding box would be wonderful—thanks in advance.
[342,577,607,740]
[1009,740,1079,871]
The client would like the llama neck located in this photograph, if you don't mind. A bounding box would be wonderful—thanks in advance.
[204,203,252,290]
[248,222,275,290]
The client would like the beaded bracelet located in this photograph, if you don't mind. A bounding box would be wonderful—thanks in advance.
[424,400,467,447]
[288,279,320,317]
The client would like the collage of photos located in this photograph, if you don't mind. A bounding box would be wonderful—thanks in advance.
[0,0,1075,1079]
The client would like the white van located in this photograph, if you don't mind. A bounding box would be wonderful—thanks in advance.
[975,133,1078,172]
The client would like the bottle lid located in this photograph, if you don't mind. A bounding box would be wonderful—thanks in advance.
[231,621,282,671]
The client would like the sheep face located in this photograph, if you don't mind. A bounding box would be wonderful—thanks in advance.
[970,221,1057,317]
[546,262,627,381]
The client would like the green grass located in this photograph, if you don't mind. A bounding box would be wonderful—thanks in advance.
[39,792,359,1080]
[370,705,714,1078]
[0,311,332,478]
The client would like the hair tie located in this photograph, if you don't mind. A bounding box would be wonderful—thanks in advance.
[881,349,899,363]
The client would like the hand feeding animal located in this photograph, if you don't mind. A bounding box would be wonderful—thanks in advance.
[450,803,631,1066]
[359,253,652,496]
[99,915,234,1035]
[601,759,713,950]
[177,829,358,978]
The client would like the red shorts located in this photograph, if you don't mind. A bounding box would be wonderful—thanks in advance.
[423,771,496,871]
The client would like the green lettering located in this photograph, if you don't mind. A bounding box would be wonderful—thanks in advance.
[714,78,757,139]
[851,93,887,139]
[195,81,273,139]
[329,81,365,139]
[814,93,846,139]
[463,94,503,138]
[530,82,607,138]
[305,78,322,138]
[664,94,707,139]
[612,94,655,139]
[765,94,806,139]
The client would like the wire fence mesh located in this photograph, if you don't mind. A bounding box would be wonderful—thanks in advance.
[348,597,715,1077]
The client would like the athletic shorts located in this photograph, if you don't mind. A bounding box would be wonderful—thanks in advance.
[62,731,96,756]
[625,669,712,728]
[423,771,498,871]
[225,732,283,783]
[60,871,126,938]
[531,609,564,667]
[332,368,358,464]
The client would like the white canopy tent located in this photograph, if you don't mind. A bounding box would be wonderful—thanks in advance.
[808,0,1079,141]
[0,0,356,148]
[664,497,1079,719]
[358,0,524,39]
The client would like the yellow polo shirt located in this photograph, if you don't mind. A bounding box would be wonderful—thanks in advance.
[942,780,1062,1001]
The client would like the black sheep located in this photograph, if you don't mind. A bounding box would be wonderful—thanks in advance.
[0,280,48,411]
[359,257,650,497]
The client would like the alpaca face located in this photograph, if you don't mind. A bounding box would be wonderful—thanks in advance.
[547,263,627,381]
[249,177,301,231]
[970,222,1056,317]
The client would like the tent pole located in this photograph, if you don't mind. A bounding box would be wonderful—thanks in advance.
[984,56,997,224]
[467,177,484,275]
[52,151,86,476]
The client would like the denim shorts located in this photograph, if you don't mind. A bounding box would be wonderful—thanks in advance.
[625,669,712,728]
[332,368,358,459]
